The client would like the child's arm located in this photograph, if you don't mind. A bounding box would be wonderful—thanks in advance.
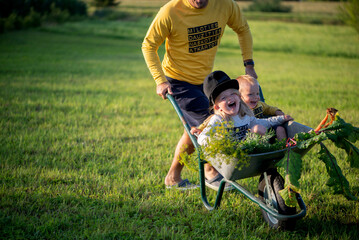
[283,115,294,121]
[197,115,222,146]
[190,127,202,136]
[250,115,293,129]
[275,110,285,116]
[191,114,215,136]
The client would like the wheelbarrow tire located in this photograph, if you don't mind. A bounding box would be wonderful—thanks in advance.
[258,168,296,230]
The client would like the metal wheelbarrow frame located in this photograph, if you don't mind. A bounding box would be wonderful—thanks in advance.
[167,93,313,230]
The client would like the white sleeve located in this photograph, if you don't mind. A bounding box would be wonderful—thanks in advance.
[249,115,286,129]
[197,115,223,146]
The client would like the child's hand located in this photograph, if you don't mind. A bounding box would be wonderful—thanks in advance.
[275,110,285,116]
[283,115,294,122]
[190,127,202,136]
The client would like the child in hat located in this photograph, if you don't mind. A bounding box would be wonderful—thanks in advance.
[197,71,293,146]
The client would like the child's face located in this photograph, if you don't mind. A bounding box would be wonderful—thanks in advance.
[240,82,260,109]
[214,89,241,117]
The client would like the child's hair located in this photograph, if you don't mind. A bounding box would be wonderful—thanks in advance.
[213,88,254,121]
[236,75,259,92]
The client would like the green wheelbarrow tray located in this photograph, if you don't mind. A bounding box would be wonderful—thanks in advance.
[166,94,311,222]
[212,143,313,182]
[211,120,314,181]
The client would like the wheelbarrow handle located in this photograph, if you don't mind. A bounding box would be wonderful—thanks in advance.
[166,94,200,149]
[166,93,223,210]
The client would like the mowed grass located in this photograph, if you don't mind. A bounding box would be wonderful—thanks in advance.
[118,0,345,24]
[1,12,359,240]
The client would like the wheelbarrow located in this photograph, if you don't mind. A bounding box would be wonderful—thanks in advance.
[167,93,314,230]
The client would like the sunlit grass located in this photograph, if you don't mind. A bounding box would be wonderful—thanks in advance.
[0,12,358,239]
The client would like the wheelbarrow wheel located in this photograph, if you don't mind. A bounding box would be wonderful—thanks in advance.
[258,168,296,230]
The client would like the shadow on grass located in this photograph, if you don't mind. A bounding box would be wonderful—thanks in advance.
[1,183,358,239]
[296,216,359,238]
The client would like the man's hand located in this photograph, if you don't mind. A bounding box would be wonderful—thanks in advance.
[245,66,258,79]
[156,81,173,100]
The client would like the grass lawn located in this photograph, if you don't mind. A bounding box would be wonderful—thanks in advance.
[1,4,359,240]
[117,0,345,24]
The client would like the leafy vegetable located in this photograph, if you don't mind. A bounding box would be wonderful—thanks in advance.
[314,111,329,132]
[276,149,302,189]
[332,138,359,168]
[279,175,301,208]
[276,147,303,207]
[319,115,359,168]
[294,131,327,150]
[314,108,338,132]
[277,114,359,206]
[318,143,357,201]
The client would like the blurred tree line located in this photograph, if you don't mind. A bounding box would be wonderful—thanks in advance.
[0,0,121,33]
[0,0,87,32]
[338,0,359,33]
[0,0,357,34]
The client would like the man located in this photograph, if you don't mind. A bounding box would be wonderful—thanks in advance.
[142,0,258,190]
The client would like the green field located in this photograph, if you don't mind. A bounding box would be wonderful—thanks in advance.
[1,4,359,239]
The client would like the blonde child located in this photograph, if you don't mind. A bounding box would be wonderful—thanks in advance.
[236,75,289,140]
[194,71,293,191]
[198,70,293,150]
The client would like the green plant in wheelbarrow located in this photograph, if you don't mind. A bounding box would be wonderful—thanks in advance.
[180,123,287,171]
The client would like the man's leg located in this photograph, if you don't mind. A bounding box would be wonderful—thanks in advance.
[165,130,192,186]
[164,77,219,186]
[165,130,218,186]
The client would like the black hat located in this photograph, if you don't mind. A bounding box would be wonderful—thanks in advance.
[203,70,239,105]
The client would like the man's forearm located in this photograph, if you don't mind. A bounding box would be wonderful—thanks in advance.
[237,23,253,61]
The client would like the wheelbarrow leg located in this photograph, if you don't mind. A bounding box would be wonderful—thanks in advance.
[199,157,225,210]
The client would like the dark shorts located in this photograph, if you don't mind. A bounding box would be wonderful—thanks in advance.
[166,76,210,127]
[269,125,279,132]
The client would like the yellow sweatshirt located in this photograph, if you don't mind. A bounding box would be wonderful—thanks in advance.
[142,0,253,85]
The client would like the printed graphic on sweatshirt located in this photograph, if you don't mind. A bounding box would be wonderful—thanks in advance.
[231,125,249,140]
[253,106,264,118]
[187,22,221,53]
